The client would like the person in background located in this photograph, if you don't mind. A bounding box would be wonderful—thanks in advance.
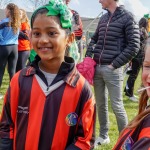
[85,0,140,147]
[124,17,149,102]
[0,3,20,99]
[113,37,150,150]
[16,8,31,72]
[0,0,96,149]
[64,0,83,62]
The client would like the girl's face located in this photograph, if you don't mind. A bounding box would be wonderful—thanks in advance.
[30,14,72,62]
[142,45,150,97]
[5,8,10,18]
[20,10,23,19]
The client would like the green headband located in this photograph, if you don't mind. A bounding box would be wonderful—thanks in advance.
[31,0,72,29]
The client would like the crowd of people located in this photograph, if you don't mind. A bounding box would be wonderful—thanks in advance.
[0,0,150,149]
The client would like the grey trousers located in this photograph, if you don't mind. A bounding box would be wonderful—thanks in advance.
[94,65,128,139]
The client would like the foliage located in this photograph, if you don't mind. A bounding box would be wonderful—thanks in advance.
[27,0,50,11]
[0,0,12,9]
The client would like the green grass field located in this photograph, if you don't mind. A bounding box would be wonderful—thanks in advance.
[0,70,141,150]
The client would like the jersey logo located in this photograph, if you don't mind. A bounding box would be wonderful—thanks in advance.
[17,106,29,114]
[122,136,134,150]
[65,112,78,126]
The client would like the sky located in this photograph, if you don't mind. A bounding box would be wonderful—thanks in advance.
[11,0,150,20]
[68,0,150,20]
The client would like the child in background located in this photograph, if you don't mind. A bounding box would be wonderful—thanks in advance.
[124,17,149,102]
[0,0,96,150]
[0,3,20,99]
[16,8,31,72]
[113,37,150,150]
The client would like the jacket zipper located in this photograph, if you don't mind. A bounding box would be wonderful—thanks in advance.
[98,14,113,66]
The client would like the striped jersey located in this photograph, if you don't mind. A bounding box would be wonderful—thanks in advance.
[0,56,96,150]
[113,114,150,150]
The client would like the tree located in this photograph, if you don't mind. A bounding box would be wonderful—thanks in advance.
[28,0,49,11]
[0,0,12,9]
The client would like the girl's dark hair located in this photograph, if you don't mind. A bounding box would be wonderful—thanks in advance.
[31,8,48,29]
[30,7,71,34]
[139,17,148,29]
[7,3,20,34]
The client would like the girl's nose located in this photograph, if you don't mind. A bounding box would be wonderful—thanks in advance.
[39,35,49,43]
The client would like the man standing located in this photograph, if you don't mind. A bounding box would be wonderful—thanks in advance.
[86,0,140,147]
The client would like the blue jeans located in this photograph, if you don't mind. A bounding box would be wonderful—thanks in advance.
[94,65,128,139]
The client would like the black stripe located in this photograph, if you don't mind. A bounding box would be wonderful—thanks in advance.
[66,80,93,147]
[15,70,33,150]
[38,84,66,150]
[0,22,9,29]
[18,31,29,40]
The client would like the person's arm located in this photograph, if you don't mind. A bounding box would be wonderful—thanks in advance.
[0,22,9,41]
[18,30,29,40]
[131,114,150,150]
[111,14,140,69]
[0,73,20,149]
[85,19,101,58]
[0,88,14,150]
[66,83,96,150]
[19,23,30,40]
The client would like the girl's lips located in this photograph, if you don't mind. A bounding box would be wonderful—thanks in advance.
[39,47,52,52]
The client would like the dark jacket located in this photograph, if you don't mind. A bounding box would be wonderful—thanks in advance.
[86,6,140,69]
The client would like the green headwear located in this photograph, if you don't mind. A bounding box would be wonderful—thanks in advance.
[31,0,72,29]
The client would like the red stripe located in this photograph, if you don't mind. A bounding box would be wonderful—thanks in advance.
[51,76,85,149]
[75,97,95,149]
[25,77,46,150]
[138,127,150,139]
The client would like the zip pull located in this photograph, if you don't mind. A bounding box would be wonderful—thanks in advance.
[47,87,49,91]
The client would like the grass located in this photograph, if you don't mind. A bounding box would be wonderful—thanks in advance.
[0,69,142,150]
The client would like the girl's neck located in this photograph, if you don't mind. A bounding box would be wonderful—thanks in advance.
[39,59,63,74]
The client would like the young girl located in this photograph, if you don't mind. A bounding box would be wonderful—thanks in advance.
[0,3,20,98]
[16,8,31,72]
[0,1,96,150]
[113,37,150,149]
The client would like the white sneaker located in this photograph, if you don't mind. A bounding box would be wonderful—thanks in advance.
[0,94,3,99]
[94,136,110,148]
[129,96,138,102]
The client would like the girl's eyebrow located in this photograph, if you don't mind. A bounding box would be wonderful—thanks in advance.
[143,60,150,64]
[32,27,58,30]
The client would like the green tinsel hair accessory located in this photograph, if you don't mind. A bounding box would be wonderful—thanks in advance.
[31,0,72,29]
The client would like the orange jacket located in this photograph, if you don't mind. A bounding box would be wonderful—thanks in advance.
[18,22,31,51]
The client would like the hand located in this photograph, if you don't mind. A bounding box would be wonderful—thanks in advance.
[108,64,114,70]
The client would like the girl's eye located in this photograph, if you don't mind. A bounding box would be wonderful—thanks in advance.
[48,31,57,36]
[143,65,150,69]
[32,32,40,37]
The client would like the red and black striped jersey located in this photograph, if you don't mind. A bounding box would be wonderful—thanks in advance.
[0,57,96,150]
[113,114,150,150]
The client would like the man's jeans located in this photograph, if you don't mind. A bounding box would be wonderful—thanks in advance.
[94,65,128,139]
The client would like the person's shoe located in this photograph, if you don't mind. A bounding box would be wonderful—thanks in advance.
[0,94,3,99]
[128,96,138,102]
[94,136,110,148]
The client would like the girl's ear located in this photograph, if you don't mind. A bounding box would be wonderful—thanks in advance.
[67,32,75,46]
